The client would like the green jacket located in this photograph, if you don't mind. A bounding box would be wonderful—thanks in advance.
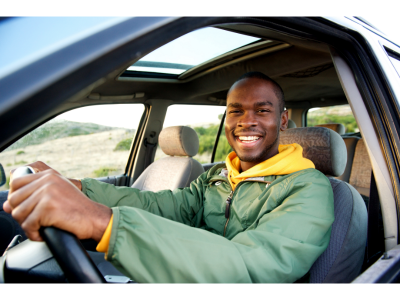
[81,164,334,283]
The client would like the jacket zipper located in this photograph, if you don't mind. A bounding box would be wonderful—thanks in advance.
[210,177,272,237]
[223,190,233,237]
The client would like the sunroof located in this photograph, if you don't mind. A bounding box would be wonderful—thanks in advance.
[126,27,261,76]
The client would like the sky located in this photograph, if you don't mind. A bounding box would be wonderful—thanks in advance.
[54,104,226,129]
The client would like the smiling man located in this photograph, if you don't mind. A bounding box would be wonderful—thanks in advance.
[4,72,334,283]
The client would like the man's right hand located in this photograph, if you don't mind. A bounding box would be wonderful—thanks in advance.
[4,168,111,242]
[10,161,82,191]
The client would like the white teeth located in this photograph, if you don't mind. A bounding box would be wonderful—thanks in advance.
[238,136,260,141]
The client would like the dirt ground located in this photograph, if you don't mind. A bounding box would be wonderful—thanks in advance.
[0,129,132,190]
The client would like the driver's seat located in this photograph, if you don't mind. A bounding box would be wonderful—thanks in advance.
[280,127,368,283]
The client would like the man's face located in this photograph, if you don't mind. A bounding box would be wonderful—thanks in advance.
[225,77,288,171]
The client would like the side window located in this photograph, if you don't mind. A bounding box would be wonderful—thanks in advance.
[307,104,359,133]
[155,105,226,164]
[386,49,400,78]
[0,104,144,190]
[213,119,232,162]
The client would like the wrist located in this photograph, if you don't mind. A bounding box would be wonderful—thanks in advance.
[91,204,113,242]
[69,178,82,191]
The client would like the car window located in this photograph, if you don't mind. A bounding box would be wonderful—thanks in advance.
[155,104,226,164]
[385,49,400,78]
[0,104,144,190]
[213,119,233,162]
[126,27,261,77]
[307,104,359,133]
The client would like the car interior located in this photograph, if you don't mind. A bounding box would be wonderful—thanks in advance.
[0,20,395,283]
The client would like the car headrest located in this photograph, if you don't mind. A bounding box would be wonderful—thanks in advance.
[159,126,199,157]
[279,127,347,177]
[315,123,345,135]
[287,119,297,128]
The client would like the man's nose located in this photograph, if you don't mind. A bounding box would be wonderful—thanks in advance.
[238,112,257,127]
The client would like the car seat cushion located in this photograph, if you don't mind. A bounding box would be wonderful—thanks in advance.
[336,137,360,183]
[315,123,345,135]
[158,126,199,157]
[309,178,367,283]
[287,119,297,128]
[131,156,204,192]
[349,139,372,197]
[279,127,347,177]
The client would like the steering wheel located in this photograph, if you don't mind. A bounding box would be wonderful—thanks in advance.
[11,166,106,283]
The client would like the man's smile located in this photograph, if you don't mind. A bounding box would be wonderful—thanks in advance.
[238,136,260,141]
[234,134,263,147]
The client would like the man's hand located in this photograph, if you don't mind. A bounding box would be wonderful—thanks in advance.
[3,169,111,242]
[10,161,82,191]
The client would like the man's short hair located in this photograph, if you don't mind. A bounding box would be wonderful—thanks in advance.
[234,71,285,112]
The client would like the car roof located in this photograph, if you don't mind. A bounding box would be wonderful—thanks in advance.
[86,22,346,110]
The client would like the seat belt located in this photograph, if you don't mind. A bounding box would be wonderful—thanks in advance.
[364,171,385,269]
[143,131,157,170]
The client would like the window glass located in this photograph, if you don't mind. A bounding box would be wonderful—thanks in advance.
[214,121,233,162]
[387,52,400,77]
[127,27,261,75]
[155,105,226,164]
[307,104,359,133]
[0,104,144,190]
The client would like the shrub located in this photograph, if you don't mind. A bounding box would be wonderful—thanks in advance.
[16,150,25,155]
[114,138,132,151]
[92,167,118,177]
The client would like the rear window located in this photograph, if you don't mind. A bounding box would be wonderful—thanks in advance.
[307,104,359,133]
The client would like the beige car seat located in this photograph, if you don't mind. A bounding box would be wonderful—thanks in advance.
[349,139,372,198]
[131,126,205,192]
[287,119,297,128]
[315,123,345,135]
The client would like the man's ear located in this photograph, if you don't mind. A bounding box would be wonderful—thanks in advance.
[280,110,289,131]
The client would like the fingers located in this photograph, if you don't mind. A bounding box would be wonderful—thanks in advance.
[4,172,41,213]
[28,161,58,174]
[3,200,11,213]
[9,161,58,178]
[8,173,62,241]
[10,183,44,224]
[9,169,58,194]
[7,170,59,215]
[20,204,44,241]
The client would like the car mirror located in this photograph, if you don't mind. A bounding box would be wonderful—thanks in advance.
[0,163,6,187]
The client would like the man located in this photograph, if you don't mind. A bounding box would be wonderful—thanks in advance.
[4,72,334,283]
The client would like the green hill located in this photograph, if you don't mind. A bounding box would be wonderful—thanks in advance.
[4,119,135,151]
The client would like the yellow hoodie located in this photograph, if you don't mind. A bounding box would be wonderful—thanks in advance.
[225,143,315,190]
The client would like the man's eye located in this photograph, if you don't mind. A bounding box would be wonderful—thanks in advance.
[257,109,270,113]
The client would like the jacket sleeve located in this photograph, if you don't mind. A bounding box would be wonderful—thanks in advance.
[101,172,334,283]
[80,175,207,227]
